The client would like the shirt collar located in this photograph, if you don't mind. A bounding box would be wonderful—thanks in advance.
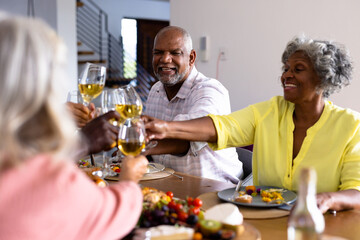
[171,67,198,100]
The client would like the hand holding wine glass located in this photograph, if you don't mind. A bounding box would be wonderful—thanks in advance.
[66,89,97,127]
[102,88,126,126]
[80,111,121,154]
[78,63,106,106]
[119,155,149,183]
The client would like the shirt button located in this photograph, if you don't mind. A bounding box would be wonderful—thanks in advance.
[288,174,290,178]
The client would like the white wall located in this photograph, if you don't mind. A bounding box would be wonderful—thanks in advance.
[56,0,78,96]
[0,0,57,28]
[170,0,360,112]
[93,0,170,39]
[0,0,77,100]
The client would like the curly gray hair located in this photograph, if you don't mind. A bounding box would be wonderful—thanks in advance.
[281,36,353,98]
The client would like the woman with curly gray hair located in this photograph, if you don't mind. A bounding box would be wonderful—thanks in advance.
[143,35,360,213]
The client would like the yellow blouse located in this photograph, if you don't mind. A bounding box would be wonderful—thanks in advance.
[209,96,360,193]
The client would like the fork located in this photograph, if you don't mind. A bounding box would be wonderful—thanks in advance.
[149,163,184,181]
[232,179,243,200]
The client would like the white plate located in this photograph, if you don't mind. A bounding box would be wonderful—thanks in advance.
[217,186,297,208]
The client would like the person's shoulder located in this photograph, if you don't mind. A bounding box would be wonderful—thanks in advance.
[251,96,288,108]
[193,72,228,91]
[247,96,292,117]
[328,101,360,122]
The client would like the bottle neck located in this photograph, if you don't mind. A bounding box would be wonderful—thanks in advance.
[296,169,318,211]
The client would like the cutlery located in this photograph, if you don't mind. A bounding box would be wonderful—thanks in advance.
[148,163,183,181]
[90,154,95,166]
[232,179,243,200]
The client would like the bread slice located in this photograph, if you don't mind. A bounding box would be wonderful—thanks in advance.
[235,194,253,203]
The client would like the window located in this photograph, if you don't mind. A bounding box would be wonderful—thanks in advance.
[121,18,137,78]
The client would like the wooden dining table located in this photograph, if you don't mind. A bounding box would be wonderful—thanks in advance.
[138,171,360,240]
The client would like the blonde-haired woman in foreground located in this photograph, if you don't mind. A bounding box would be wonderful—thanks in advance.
[0,16,148,240]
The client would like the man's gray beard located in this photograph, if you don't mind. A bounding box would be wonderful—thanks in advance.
[156,71,187,87]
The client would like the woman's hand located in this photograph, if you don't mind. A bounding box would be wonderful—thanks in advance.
[317,189,360,213]
[141,115,169,141]
[316,192,335,213]
[66,102,97,128]
[119,155,149,183]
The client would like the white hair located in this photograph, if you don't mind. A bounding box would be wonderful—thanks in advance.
[155,26,193,54]
[0,16,78,169]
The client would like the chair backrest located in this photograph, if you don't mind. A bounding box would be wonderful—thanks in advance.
[236,147,253,180]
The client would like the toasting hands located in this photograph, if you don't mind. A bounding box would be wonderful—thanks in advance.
[81,111,121,154]
[66,102,97,128]
[141,115,169,141]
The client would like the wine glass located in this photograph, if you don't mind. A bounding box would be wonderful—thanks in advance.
[78,63,106,106]
[100,88,127,176]
[118,117,146,157]
[102,88,126,126]
[118,84,143,119]
[67,90,83,104]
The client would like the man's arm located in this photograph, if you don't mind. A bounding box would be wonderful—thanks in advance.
[143,139,190,156]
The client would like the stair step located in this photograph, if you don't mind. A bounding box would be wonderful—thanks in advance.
[78,51,94,55]
[106,77,133,82]
[78,60,107,64]
[106,78,132,88]
[77,2,84,7]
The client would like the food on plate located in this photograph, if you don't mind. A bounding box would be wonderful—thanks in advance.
[261,189,284,203]
[147,225,194,240]
[93,178,107,188]
[204,203,244,236]
[139,188,240,239]
[78,159,90,168]
[199,219,222,237]
[142,187,170,206]
[235,194,253,203]
[108,163,162,175]
[82,167,107,188]
[111,165,121,173]
[234,185,285,204]
[139,188,203,228]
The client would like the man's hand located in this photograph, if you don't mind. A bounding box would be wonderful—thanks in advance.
[80,111,121,154]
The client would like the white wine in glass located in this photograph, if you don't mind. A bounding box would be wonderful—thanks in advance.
[118,118,146,156]
[102,88,126,126]
[118,85,143,119]
[78,63,106,106]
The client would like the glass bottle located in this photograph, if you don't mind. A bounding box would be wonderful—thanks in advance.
[287,167,325,240]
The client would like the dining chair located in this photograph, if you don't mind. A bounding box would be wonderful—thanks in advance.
[236,147,253,180]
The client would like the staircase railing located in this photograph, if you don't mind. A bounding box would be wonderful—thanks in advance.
[76,0,156,102]
[76,0,107,61]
